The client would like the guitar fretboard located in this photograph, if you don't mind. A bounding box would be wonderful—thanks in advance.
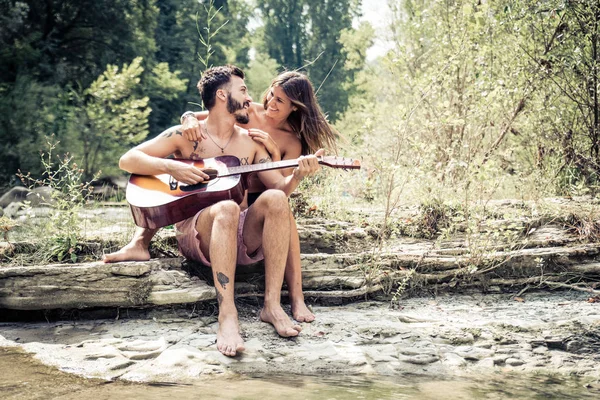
[220,159,305,177]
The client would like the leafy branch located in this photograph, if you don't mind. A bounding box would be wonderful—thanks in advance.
[196,0,229,72]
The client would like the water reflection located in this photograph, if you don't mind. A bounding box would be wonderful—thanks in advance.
[1,347,599,399]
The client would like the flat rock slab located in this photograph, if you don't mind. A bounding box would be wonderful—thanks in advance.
[1,292,599,384]
[2,239,600,310]
[0,259,215,310]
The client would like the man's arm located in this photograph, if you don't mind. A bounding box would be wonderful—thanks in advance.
[120,126,209,184]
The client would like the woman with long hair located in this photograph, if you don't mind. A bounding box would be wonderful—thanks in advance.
[104,70,337,323]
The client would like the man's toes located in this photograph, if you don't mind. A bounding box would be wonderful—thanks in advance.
[222,346,233,356]
[293,324,302,332]
[284,327,300,337]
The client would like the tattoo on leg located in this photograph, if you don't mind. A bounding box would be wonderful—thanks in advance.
[216,289,223,305]
[217,272,230,290]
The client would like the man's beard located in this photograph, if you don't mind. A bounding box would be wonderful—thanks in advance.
[227,94,250,124]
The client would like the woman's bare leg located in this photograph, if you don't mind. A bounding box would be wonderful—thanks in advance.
[285,213,315,322]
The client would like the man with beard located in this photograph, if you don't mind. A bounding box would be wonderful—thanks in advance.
[117,65,321,357]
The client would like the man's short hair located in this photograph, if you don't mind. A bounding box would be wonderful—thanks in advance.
[197,65,245,110]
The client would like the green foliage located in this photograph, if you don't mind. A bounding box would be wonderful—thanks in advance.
[245,52,281,100]
[0,76,64,186]
[0,0,368,186]
[72,57,151,179]
[332,0,600,213]
[0,0,158,87]
[17,138,98,263]
[256,0,366,121]
[147,63,189,101]
[152,0,252,125]
[196,0,230,71]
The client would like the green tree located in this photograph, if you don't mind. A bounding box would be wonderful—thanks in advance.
[70,57,151,179]
[305,0,362,121]
[0,0,157,87]
[245,51,281,99]
[0,0,161,185]
[152,0,252,130]
[256,0,364,121]
[505,0,600,192]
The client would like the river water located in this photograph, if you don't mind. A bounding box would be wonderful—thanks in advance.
[2,347,599,400]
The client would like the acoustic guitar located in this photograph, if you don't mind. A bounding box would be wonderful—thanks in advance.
[126,155,361,228]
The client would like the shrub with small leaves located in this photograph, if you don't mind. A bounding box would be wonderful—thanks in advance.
[17,137,99,263]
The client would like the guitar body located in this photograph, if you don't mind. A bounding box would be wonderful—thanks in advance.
[126,154,360,229]
[126,156,244,229]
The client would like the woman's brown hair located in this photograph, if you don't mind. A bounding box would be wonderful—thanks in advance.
[263,71,337,155]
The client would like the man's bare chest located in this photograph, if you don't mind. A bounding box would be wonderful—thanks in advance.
[175,136,257,166]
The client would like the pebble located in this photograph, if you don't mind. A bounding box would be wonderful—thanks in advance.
[506,358,525,366]
[441,353,466,367]
[398,354,439,365]
[478,358,495,368]
[454,346,495,360]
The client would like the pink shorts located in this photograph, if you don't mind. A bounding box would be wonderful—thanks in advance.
[175,208,264,266]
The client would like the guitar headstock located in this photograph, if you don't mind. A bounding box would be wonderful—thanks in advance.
[318,156,361,170]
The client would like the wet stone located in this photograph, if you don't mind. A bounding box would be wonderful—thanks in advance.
[454,346,495,361]
[398,354,439,365]
[397,346,438,357]
[365,347,398,362]
[506,358,525,366]
[441,352,466,367]
[493,356,507,365]
[477,358,495,369]
[565,340,583,353]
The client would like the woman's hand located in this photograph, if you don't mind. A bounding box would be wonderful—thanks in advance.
[249,129,281,160]
[181,115,207,142]
[293,149,325,181]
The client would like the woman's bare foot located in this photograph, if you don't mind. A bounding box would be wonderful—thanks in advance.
[260,305,302,337]
[216,314,245,357]
[102,242,150,263]
[291,299,315,323]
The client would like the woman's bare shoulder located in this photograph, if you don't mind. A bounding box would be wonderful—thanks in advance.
[277,131,302,158]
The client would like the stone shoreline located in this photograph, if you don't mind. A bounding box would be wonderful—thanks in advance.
[1,292,599,384]
[1,199,600,384]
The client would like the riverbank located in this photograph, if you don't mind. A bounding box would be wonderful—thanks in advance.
[1,292,599,386]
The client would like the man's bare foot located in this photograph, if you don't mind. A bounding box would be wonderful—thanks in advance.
[260,305,302,337]
[291,299,315,323]
[216,314,245,357]
[102,242,150,263]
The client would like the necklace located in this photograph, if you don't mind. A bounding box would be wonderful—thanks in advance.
[203,123,234,154]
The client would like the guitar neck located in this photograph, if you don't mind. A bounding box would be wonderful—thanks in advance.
[221,159,308,177]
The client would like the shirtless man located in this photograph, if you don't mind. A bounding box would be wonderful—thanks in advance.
[116,65,320,356]
[105,72,332,323]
